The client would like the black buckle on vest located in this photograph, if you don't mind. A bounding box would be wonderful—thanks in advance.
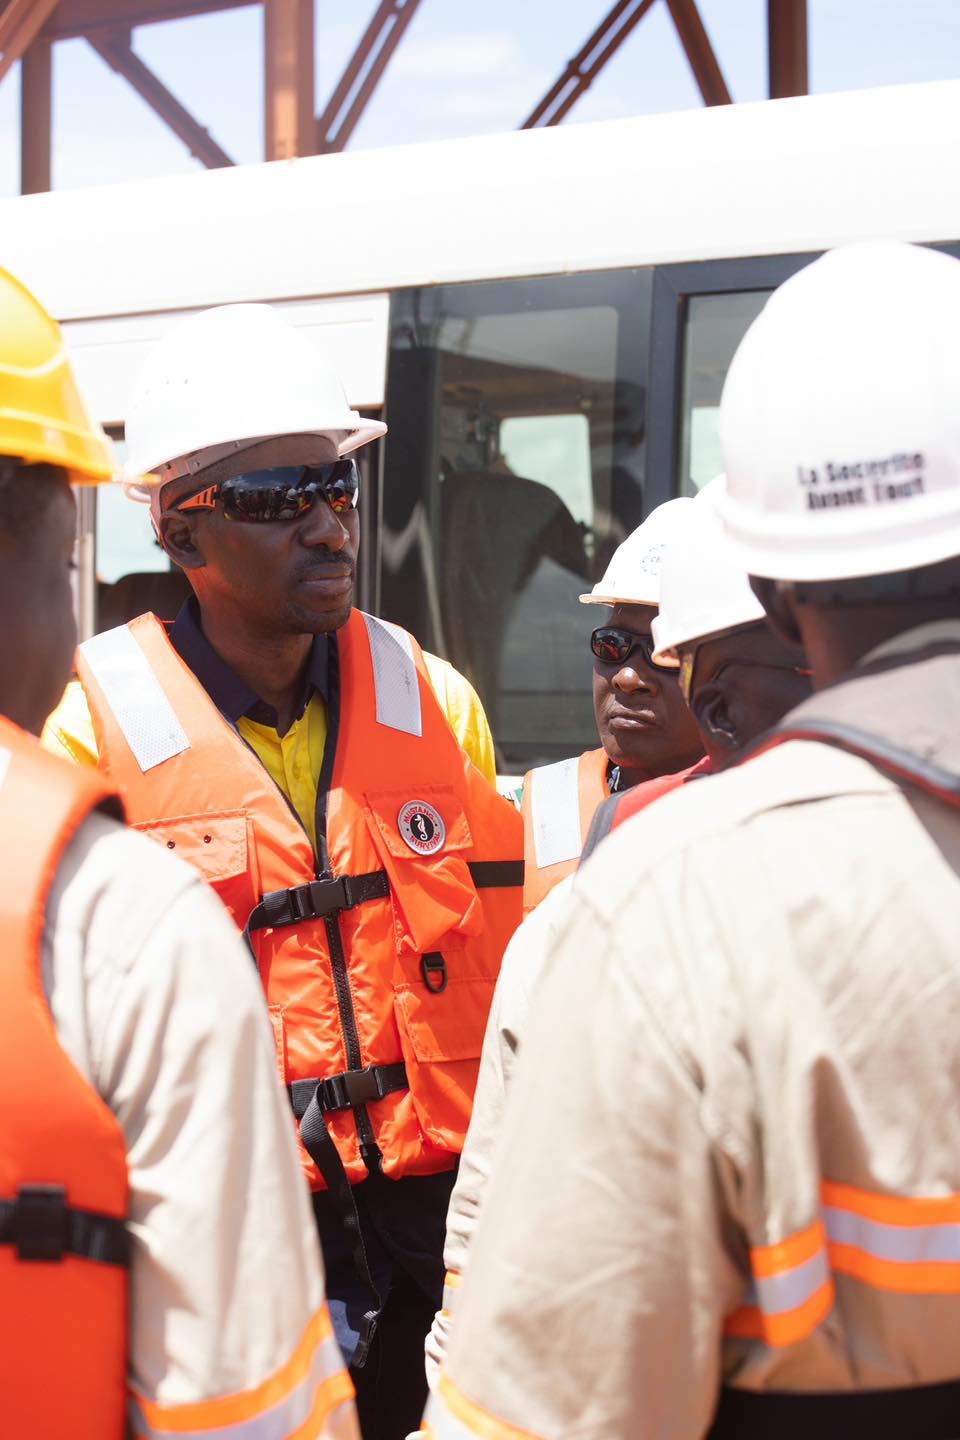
[247,870,392,940]
[15,1185,67,1262]
[317,1065,397,1112]
[288,1062,409,1117]
[292,876,353,922]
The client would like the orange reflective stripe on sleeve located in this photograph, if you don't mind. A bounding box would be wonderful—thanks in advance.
[441,1269,463,1319]
[722,1218,835,1349]
[725,1181,960,1351]
[824,1180,960,1293]
[423,1371,544,1440]
[128,1305,353,1440]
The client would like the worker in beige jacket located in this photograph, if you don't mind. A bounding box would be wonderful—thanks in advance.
[0,266,356,1439]
[423,239,960,1440]
[422,485,812,1400]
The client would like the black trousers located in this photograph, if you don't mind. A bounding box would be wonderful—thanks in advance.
[313,1167,456,1440]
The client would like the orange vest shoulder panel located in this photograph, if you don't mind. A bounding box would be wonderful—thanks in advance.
[0,716,128,1439]
[520,747,609,912]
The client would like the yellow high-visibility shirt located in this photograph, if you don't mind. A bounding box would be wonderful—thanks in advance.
[43,649,496,854]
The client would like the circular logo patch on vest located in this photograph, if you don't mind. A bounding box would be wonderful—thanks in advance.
[397,799,446,856]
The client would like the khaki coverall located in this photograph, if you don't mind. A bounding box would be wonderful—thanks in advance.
[425,620,960,1439]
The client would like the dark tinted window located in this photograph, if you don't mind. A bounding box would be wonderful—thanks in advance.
[383,272,652,772]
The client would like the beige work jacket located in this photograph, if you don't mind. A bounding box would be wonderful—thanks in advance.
[425,622,960,1439]
[424,877,573,1390]
[45,811,357,1439]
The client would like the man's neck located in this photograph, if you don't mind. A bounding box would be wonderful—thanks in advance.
[196,603,314,734]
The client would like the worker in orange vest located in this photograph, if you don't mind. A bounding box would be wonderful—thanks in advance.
[520,497,706,911]
[0,270,356,1438]
[44,302,523,1440]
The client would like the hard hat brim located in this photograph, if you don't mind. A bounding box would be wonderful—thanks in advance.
[579,590,659,607]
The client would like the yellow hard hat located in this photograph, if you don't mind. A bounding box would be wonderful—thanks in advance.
[0,266,117,484]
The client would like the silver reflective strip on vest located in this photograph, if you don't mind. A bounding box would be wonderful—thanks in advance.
[530,757,582,869]
[422,1384,479,1440]
[80,626,190,773]
[363,613,422,737]
[825,1204,960,1264]
[128,1331,347,1440]
[753,1247,831,1317]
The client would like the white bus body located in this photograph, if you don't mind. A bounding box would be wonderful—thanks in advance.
[2,79,957,768]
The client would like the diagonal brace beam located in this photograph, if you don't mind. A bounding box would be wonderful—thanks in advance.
[522,0,658,129]
[89,30,234,168]
[317,0,422,154]
[664,0,731,105]
[0,0,61,83]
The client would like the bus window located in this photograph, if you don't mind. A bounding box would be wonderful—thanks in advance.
[385,271,651,773]
[678,290,771,495]
[94,436,190,633]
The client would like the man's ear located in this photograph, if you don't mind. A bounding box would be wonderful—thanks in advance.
[692,684,739,753]
[156,512,206,571]
[750,576,803,648]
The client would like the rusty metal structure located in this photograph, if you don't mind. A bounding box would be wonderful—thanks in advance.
[1,0,808,195]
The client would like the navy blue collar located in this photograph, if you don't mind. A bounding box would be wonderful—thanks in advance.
[169,597,331,731]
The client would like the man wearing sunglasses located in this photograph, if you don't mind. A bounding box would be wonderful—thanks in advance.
[424,242,960,1440]
[44,302,524,1440]
[520,497,705,911]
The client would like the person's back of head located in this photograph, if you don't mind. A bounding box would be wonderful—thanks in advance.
[0,268,123,732]
[717,240,960,686]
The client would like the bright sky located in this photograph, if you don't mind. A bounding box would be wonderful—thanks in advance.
[0,0,957,195]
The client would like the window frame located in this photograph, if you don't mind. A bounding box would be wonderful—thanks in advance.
[645,242,960,507]
[645,252,818,509]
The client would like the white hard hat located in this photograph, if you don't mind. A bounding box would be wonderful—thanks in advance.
[717,240,960,582]
[652,480,765,664]
[579,496,696,607]
[124,303,387,499]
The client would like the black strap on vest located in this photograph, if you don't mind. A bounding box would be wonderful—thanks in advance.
[299,1097,382,1369]
[245,860,523,940]
[288,1062,408,1119]
[467,859,524,888]
[0,1185,129,1267]
[247,871,391,934]
[709,1377,960,1438]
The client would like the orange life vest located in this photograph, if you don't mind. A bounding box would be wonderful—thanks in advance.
[0,716,129,1439]
[77,610,524,1189]
[520,748,610,912]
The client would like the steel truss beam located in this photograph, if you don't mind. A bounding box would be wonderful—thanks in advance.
[41,0,251,42]
[0,0,60,82]
[524,0,730,127]
[523,0,658,128]
[20,27,51,191]
[317,0,421,154]
[664,0,730,105]
[90,28,234,167]
[768,0,807,97]
[264,0,314,161]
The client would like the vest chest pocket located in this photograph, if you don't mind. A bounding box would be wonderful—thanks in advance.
[361,786,484,960]
[132,809,257,923]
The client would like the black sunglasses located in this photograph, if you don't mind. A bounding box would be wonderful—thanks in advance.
[169,460,360,523]
[590,626,676,672]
